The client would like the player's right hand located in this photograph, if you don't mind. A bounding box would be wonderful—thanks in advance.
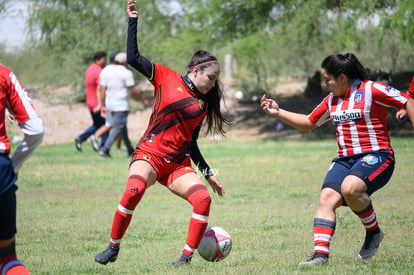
[261,94,280,117]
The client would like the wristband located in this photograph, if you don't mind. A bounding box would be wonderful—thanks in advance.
[204,168,215,179]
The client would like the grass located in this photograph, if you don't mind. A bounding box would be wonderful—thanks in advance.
[13,137,414,274]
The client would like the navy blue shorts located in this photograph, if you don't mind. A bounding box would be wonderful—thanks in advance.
[322,150,394,200]
[0,154,18,239]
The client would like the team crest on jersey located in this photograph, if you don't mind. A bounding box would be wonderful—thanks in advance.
[331,109,362,124]
[176,87,184,93]
[384,85,400,96]
[354,91,364,104]
[373,82,400,97]
[199,99,205,110]
[362,155,379,165]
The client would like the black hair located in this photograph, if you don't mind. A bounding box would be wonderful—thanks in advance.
[321,53,369,81]
[94,51,107,61]
[186,50,232,136]
[109,51,120,63]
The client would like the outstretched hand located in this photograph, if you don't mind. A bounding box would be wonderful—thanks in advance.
[127,0,138,18]
[207,176,225,197]
[261,94,280,117]
[396,109,407,121]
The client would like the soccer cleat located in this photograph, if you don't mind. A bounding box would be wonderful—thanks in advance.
[99,149,111,158]
[95,244,120,265]
[75,138,82,152]
[358,229,384,259]
[299,252,329,266]
[170,254,191,267]
[90,135,100,151]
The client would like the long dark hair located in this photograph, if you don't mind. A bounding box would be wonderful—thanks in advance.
[321,53,369,81]
[186,50,232,136]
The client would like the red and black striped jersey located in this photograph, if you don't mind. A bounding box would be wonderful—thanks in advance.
[137,63,207,163]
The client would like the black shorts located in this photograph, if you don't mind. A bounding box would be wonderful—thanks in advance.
[322,150,394,199]
[0,185,17,240]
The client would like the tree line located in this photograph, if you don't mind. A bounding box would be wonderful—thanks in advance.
[1,0,414,100]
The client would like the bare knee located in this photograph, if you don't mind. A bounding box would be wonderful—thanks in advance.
[341,176,367,199]
[317,188,342,214]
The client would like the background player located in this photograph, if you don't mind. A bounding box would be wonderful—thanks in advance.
[75,51,108,151]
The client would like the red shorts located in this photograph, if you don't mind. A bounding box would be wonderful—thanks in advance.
[130,149,196,186]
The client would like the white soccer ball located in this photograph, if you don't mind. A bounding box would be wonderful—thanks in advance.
[198,226,232,262]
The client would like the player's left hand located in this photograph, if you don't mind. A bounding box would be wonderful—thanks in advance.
[396,109,407,121]
[100,106,107,118]
[207,176,225,197]
[7,113,15,123]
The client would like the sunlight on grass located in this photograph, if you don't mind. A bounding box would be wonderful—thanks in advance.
[14,138,414,274]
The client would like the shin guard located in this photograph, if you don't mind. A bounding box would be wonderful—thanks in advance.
[110,174,147,246]
[183,184,211,256]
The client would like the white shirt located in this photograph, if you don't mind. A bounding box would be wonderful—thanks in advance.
[99,64,136,111]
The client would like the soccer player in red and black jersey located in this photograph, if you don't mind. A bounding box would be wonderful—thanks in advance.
[261,53,414,266]
[95,0,231,267]
[395,75,414,123]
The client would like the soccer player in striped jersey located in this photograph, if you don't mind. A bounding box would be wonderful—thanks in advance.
[0,64,44,275]
[95,0,231,267]
[261,52,414,266]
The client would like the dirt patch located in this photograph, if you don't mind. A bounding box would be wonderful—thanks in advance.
[6,81,413,146]
[29,98,152,145]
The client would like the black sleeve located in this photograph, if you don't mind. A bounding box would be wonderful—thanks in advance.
[190,125,214,179]
[126,17,153,79]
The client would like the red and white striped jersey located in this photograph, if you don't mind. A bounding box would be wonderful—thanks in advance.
[0,64,40,155]
[308,80,408,157]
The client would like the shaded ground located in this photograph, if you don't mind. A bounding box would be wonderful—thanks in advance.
[227,70,414,141]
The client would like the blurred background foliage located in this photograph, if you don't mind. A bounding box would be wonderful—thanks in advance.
[0,0,413,101]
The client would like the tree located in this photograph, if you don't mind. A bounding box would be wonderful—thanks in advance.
[15,0,414,99]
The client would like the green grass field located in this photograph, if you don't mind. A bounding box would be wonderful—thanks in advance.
[14,137,414,274]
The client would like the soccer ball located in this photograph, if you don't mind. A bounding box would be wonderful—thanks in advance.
[198,226,232,262]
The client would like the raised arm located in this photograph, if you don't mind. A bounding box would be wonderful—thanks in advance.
[260,94,316,131]
[126,0,153,78]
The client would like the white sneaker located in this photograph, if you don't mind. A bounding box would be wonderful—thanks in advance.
[90,135,99,151]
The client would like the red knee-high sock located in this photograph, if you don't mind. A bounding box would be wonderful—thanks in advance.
[0,253,30,275]
[110,174,147,247]
[183,184,211,257]
[313,218,336,257]
[354,201,380,234]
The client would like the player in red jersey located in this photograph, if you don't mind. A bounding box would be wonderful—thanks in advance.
[396,75,414,124]
[0,64,44,274]
[95,0,231,267]
[261,53,414,266]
